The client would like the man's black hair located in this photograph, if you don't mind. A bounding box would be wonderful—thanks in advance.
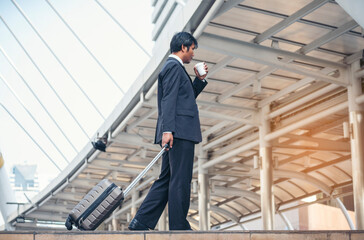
[170,32,198,53]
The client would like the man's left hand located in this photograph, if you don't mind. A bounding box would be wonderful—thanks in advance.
[194,63,208,80]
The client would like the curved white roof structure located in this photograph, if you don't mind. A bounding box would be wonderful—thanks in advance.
[3,0,364,231]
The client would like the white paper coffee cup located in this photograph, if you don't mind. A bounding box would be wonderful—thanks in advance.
[195,62,206,76]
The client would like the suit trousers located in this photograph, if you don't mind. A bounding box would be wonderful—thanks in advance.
[134,138,195,230]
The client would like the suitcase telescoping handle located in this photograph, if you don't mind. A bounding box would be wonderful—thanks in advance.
[123,143,169,197]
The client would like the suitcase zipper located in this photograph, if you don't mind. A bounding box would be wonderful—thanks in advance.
[76,183,117,229]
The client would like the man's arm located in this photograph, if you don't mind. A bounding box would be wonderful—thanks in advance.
[193,63,208,98]
[160,64,180,148]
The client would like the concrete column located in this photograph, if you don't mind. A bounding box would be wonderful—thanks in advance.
[198,146,210,230]
[347,60,364,230]
[0,152,16,230]
[259,105,274,230]
[158,207,167,231]
[131,190,138,218]
[111,214,119,231]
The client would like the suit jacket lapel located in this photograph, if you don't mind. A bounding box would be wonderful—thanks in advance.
[168,57,194,88]
[181,65,194,87]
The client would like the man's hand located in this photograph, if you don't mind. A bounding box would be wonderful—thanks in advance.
[162,132,173,150]
[194,62,208,80]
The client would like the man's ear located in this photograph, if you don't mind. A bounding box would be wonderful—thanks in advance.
[181,44,187,52]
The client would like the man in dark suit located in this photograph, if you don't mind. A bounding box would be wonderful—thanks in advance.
[128,32,208,231]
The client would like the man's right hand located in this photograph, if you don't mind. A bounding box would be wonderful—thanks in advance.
[162,132,173,150]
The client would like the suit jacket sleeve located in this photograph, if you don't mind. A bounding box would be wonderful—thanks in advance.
[192,77,208,98]
[160,64,180,133]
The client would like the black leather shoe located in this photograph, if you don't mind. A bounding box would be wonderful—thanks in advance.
[128,218,149,231]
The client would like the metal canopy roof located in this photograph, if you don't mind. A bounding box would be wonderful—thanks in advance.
[8,0,364,230]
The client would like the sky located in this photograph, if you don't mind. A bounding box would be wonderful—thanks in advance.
[0,0,154,212]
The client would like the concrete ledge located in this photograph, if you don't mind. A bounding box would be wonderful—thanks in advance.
[0,230,364,240]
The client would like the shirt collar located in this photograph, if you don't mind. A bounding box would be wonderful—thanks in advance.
[169,54,183,66]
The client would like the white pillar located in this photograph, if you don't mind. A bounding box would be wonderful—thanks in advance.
[198,146,210,230]
[111,214,119,231]
[347,61,364,229]
[0,152,16,230]
[131,190,138,218]
[259,105,274,230]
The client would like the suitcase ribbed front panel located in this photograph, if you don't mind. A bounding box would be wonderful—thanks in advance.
[83,186,123,230]
[69,179,124,230]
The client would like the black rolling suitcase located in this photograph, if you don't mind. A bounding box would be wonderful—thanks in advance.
[65,144,168,230]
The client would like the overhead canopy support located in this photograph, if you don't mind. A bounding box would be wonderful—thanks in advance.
[198,33,348,86]
[259,105,274,230]
[254,0,329,44]
[0,152,16,230]
[347,60,364,230]
[198,147,210,230]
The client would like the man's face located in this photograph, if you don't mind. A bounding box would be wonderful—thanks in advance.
[181,43,195,64]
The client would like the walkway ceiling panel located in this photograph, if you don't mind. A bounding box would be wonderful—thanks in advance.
[306,50,345,62]
[334,161,352,177]
[281,178,319,195]
[243,0,313,16]
[214,8,282,34]
[278,181,307,197]
[204,24,256,42]
[302,2,353,27]
[261,76,297,90]
[317,167,351,184]
[273,185,295,202]
[9,0,364,230]
[321,35,364,54]
[276,22,331,45]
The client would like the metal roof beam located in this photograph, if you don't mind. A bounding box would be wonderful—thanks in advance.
[126,108,157,132]
[258,77,315,107]
[203,125,254,150]
[202,121,231,138]
[203,100,349,170]
[38,205,69,214]
[209,132,259,157]
[284,134,351,151]
[273,143,350,153]
[52,192,83,202]
[254,0,329,44]
[265,101,348,142]
[212,168,333,196]
[199,110,257,126]
[268,83,340,119]
[199,33,348,91]
[197,100,257,112]
[215,0,245,18]
[300,20,358,54]
[111,133,158,150]
[27,212,66,222]
[278,151,315,167]
[213,186,260,200]
[200,33,347,70]
[207,56,237,76]
[236,4,362,39]
[274,169,332,195]
[217,77,254,103]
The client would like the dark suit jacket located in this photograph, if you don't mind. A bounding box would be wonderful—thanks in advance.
[154,57,208,144]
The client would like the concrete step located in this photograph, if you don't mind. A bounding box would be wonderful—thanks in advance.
[1,230,364,240]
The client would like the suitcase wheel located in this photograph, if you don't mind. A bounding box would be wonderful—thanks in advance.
[65,216,73,230]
